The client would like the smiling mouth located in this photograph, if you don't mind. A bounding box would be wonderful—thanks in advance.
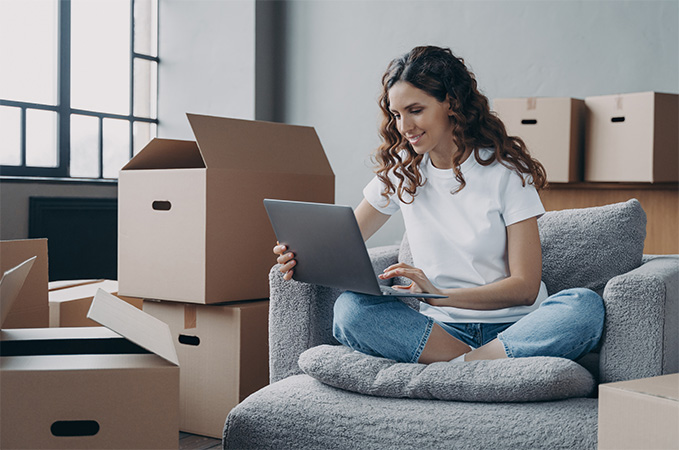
[407,133,424,145]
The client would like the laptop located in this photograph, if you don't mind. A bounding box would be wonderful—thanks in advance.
[263,199,446,299]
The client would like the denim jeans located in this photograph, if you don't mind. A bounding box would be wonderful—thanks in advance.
[332,288,605,363]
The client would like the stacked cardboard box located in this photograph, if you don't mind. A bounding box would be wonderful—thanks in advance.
[493,97,585,183]
[493,92,678,183]
[0,257,180,449]
[118,114,335,438]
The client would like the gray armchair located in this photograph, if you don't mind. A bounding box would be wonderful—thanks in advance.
[223,200,678,449]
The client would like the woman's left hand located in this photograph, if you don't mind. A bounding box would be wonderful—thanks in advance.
[378,262,443,298]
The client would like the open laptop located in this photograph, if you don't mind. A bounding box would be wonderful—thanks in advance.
[263,199,446,299]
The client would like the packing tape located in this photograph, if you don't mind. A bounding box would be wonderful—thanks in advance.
[184,304,197,329]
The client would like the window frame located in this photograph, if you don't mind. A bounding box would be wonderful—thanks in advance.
[0,0,159,180]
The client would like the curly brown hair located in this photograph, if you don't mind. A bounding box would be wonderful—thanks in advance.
[375,46,547,203]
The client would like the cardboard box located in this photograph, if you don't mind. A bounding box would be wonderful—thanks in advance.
[118,114,335,304]
[143,298,269,438]
[0,239,49,328]
[584,92,679,182]
[49,279,143,327]
[598,373,679,449]
[1,259,180,449]
[493,97,585,183]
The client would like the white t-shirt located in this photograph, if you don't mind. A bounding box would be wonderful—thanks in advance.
[363,149,548,323]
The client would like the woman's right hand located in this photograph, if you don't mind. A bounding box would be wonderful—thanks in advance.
[273,242,296,281]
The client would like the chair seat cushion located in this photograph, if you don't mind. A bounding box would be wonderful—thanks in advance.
[299,345,595,402]
[224,374,599,449]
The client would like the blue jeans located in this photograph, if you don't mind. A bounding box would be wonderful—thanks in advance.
[332,288,605,363]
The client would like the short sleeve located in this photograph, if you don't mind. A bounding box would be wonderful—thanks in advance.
[501,171,545,226]
[363,176,400,215]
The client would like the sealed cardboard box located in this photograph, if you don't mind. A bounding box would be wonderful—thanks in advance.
[0,259,179,449]
[143,298,269,438]
[118,114,335,304]
[598,373,679,449]
[493,97,585,183]
[0,239,49,328]
[585,92,678,182]
[49,279,143,327]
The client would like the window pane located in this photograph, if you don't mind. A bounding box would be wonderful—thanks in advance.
[26,109,57,167]
[134,0,158,57]
[70,114,100,178]
[0,106,22,166]
[0,0,58,105]
[71,0,131,115]
[103,118,130,178]
[133,121,156,156]
[134,58,158,119]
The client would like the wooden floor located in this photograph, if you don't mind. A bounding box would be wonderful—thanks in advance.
[179,432,221,449]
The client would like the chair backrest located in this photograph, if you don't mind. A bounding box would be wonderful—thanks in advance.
[399,199,647,296]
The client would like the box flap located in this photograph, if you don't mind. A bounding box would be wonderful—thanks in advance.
[186,113,334,176]
[0,257,36,328]
[122,138,205,170]
[87,289,179,365]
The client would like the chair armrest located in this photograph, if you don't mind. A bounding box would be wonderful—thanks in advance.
[268,245,401,383]
[599,255,679,383]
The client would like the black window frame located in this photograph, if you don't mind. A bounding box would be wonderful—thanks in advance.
[0,0,159,180]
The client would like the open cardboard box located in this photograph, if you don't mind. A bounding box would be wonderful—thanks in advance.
[493,97,585,183]
[0,258,179,449]
[118,114,335,304]
[49,279,143,327]
[143,298,269,438]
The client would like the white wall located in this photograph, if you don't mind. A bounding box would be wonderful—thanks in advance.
[157,0,256,139]
[279,0,679,247]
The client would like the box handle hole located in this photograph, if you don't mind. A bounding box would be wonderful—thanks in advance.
[51,420,100,437]
[152,200,172,211]
[178,334,200,346]
[521,119,538,125]
[611,116,625,123]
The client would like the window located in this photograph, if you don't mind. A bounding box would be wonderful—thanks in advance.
[0,0,158,180]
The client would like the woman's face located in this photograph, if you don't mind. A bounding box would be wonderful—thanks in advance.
[387,81,457,168]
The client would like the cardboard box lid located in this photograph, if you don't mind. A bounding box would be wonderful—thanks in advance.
[122,114,334,176]
[0,257,36,327]
[87,290,179,365]
[1,259,178,366]
[122,138,205,170]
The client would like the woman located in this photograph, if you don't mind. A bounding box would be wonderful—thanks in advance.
[274,46,604,364]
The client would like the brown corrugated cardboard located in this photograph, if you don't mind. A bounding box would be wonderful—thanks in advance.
[1,261,179,449]
[585,92,679,182]
[118,114,335,304]
[0,239,49,328]
[493,97,585,183]
[598,373,679,449]
[143,298,269,438]
[49,279,143,327]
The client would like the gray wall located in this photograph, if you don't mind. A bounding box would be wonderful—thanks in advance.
[276,0,679,247]
[3,0,677,247]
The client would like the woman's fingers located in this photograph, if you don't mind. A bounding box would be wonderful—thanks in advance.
[274,242,296,280]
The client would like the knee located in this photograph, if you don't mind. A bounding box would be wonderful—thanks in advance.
[560,288,605,334]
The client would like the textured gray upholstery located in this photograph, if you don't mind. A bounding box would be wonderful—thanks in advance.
[299,344,595,402]
[538,199,647,295]
[226,200,679,449]
[224,375,599,450]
